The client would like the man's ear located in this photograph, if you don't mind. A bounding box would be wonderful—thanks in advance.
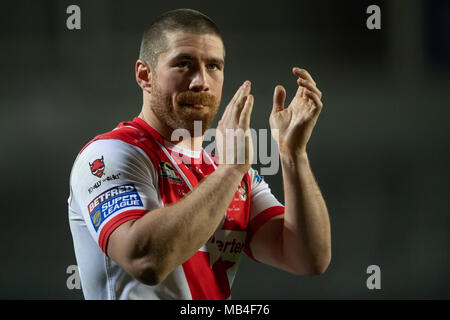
[135,60,152,93]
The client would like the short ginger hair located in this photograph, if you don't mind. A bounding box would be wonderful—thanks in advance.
[139,8,225,69]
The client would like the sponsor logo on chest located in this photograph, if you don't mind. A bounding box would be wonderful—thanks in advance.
[203,229,247,268]
[159,162,182,182]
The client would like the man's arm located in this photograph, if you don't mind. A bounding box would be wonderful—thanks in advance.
[107,81,255,285]
[108,166,244,285]
[248,68,331,275]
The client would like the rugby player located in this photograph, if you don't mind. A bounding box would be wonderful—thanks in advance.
[68,8,330,299]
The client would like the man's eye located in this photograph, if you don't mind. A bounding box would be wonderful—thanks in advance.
[207,64,219,70]
[176,61,188,68]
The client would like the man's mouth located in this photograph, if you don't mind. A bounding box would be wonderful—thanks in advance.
[183,103,205,109]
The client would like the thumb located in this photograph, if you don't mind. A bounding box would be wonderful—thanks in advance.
[272,85,286,114]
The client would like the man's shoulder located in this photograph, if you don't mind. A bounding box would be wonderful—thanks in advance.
[77,119,165,161]
[73,120,165,180]
[69,129,159,192]
[79,121,144,155]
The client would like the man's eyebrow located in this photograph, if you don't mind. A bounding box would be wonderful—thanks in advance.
[205,57,225,66]
[171,53,194,61]
[170,53,224,66]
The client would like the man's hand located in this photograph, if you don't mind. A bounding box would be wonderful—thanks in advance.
[250,68,330,276]
[216,80,254,175]
[269,67,323,157]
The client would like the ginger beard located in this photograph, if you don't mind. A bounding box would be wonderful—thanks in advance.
[150,76,221,137]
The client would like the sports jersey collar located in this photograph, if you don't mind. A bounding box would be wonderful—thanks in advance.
[131,117,202,159]
[163,140,201,159]
[132,117,165,145]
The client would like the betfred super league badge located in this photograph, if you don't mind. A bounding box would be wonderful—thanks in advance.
[89,156,105,178]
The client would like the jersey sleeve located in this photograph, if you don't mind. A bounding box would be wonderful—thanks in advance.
[244,168,285,262]
[70,139,161,254]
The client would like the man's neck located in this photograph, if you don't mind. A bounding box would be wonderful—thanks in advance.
[138,111,204,152]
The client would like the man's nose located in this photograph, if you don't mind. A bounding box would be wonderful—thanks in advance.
[189,66,209,92]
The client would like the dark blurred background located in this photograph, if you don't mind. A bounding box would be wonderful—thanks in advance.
[0,0,449,299]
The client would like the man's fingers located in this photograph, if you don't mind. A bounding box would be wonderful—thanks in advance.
[231,81,251,121]
[297,78,322,99]
[239,94,254,129]
[293,67,316,85]
[304,89,323,110]
[272,85,286,114]
[230,82,244,105]
[222,81,246,120]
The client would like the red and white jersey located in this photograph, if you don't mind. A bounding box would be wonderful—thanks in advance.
[68,117,284,300]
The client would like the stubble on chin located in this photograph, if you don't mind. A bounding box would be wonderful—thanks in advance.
[150,86,220,136]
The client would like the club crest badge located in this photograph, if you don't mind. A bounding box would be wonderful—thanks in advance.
[89,156,105,178]
[237,182,247,201]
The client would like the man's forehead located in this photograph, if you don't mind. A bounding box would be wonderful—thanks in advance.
[163,31,225,59]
